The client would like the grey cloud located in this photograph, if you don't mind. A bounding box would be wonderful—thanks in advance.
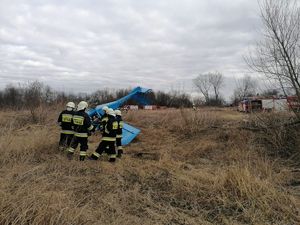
[0,0,261,96]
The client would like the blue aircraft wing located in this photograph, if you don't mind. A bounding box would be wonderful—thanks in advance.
[122,123,141,145]
[87,86,151,145]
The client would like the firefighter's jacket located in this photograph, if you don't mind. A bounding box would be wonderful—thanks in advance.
[72,110,93,138]
[100,113,108,132]
[58,110,75,134]
[102,115,118,141]
[116,115,123,138]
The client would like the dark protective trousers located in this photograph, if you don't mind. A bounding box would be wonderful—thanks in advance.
[92,140,116,162]
[59,133,74,147]
[68,136,88,161]
[116,137,122,149]
[116,137,123,157]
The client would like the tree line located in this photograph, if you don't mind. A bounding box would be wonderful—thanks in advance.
[0,75,290,112]
[0,81,193,110]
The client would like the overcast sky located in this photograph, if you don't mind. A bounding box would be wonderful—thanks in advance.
[0,0,261,96]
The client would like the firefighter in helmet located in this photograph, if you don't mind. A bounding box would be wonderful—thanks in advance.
[90,108,118,162]
[100,105,109,133]
[57,102,75,150]
[66,101,93,161]
[114,109,124,158]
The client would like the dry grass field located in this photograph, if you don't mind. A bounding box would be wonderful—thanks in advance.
[0,107,299,225]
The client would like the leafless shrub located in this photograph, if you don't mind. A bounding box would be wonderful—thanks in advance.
[23,81,44,123]
[248,112,299,158]
[30,106,47,124]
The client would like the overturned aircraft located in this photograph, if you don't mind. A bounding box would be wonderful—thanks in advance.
[87,87,152,145]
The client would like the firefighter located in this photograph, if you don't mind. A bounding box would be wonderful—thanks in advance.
[100,105,109,133]
[90,108,118,162]
[57,102,75,151]
[115,109,124,158]
[66,101,93,161]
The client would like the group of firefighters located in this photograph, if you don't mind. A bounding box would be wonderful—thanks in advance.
[57,101,123,162]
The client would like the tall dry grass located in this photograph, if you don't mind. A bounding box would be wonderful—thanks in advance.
[0,108,299,225]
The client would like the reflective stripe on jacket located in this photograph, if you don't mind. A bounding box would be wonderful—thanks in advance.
[61,130,75,134]
[102,115,118,142]
[72,110,93,137]
[116,115,123,136]
[58,110,75,131]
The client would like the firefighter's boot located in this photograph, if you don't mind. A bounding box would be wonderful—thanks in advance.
[117,149,123,158]
[89,152,100,160]
[109,157,116,163]
[79,151,87,161]
[67,152,73,160]
[66,147,75,160]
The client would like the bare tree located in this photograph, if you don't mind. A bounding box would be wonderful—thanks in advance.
[232,75,258,102]
[208,71,224,102]
[193,74,211,103]
[235,75,257,98]
[193,72,224,105]
[247,0,300,117]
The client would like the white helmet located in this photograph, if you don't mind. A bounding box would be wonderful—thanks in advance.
[66,102,75,111]
[102,105,109,112]
[115,109,121,116]
[107,108,115,116]
[77,101,88,111]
